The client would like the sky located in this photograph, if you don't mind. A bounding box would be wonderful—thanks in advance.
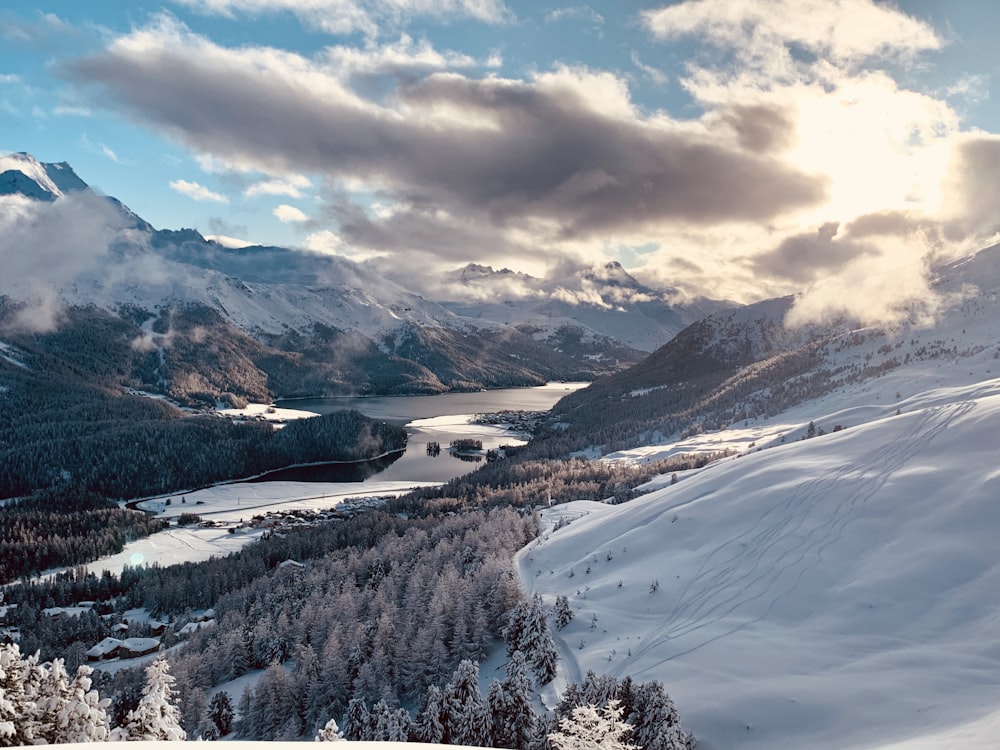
[2,0,1000,323]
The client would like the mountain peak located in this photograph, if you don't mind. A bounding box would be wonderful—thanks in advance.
[0,152,89,198]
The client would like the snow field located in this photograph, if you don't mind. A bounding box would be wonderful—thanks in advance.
[519,378,1000,750]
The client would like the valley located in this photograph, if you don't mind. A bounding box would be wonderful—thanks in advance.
[3,151,1000,750]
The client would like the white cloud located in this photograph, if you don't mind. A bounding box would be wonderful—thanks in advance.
[643,0,942,65]
[305,229,385,261]
[205,233,254,248]
[273,203,308,222]
[631,51,668,87]
[545,6,604,25]
[53,104,92,117]
[99,143,120,163]
[169,179,229,203]
[244,176,311,198]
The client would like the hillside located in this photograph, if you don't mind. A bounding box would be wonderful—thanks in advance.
[519,376,1000,749]
[543,242,1000,456]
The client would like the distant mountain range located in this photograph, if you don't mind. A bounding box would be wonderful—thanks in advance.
[0,153,725,403]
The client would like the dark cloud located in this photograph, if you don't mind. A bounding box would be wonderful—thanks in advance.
[64,22,826,247]
[942,135,1000,238]
[751,221,875,283]
[717,103,795,153]
[844,210,922,238]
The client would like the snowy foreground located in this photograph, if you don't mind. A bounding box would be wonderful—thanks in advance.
[519,378,1000,750]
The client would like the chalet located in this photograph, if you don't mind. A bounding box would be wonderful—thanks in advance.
[119,637,160,659]
[178,619,215,636]
[86,637,123,662]
[277,559,305,571]
[111,623,129,636]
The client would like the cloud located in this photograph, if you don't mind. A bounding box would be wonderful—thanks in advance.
[643,0,942,65]
[750,222,874,284]
[545,6,604,25]
[171,0,511,37]
[169,178,228,203]
[59,5,1000,327]
[67,18,824,240]
[0,192,121,332]
[273,203,309,222]
[631,51,668,87]
[244,176,311,198]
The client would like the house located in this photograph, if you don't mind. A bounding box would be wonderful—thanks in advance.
[193,608,215,622]
[277,559,305,571]
[111,623,129,636]
[178,619,215,636]
[86,637,123,662]
[147,620,168,636]
[118,637,160,659]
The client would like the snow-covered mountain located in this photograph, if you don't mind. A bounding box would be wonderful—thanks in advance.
[545,240,1000,456]
[441,261,729,353]
[515,241,1000,749]
[521,376,1000,750]
[0,154,662,400]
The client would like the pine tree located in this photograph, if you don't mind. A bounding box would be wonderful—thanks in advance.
[554,595,574,630]
[490,650,536,750]
[442,659,492,747]
[0,643,46,746]
[548,700,636,750]
[315,717,345,741]
[629,681,688,750]
[110,655,185,741]
[414,684,445,744]
[54,664,111,743]
[235,684,259,739]
[208,690,234,736]
[343,696,370,741]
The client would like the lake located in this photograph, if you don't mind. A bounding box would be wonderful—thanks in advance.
[276,382,588,483]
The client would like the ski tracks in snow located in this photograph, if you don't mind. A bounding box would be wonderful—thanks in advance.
[619,400,975,673]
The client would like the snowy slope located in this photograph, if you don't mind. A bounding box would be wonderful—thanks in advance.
[519,377,1000,750]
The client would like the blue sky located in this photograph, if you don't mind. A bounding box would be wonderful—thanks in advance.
[2,1,1000,322]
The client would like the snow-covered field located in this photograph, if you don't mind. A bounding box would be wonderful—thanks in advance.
[53,480,435,578]
[519,377,1000,750]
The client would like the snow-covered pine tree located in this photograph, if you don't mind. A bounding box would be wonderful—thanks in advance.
[414,684,445,744]
[52,663,111,743]
[554,595,574,630]
[489,650,536,750]
[315,717,345,741]
[235,684,259,738]
[502,601,530,658]
[208,691,234,736]
[523,595,558,684]
[342,696,370,741]
[110,655,185,741]
[548,700,637,750]
[442,659,492,747]
[628,681,692,750]
[0,643,46,746]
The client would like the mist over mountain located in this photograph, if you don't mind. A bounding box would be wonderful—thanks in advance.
[0,154,714,401]
[440,261,732,353]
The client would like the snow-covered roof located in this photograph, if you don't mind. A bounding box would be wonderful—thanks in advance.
[120,637,159,652]
[179,619,216,636]
[86,637,123,658]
